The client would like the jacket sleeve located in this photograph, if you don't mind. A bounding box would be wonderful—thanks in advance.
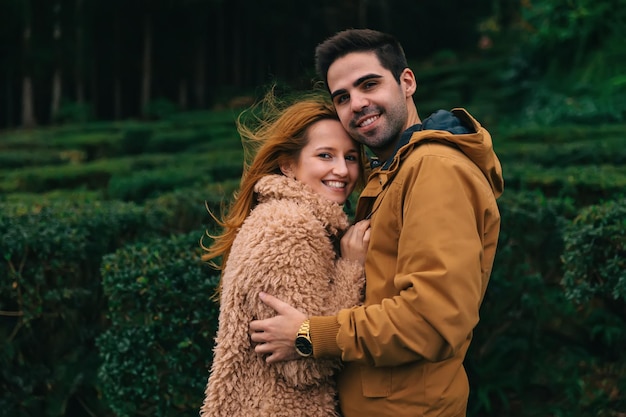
[313,147,496,366]
[235,201,348,386]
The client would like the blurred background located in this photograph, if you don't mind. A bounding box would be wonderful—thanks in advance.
[1,1,626,417]
[1,0,624,128]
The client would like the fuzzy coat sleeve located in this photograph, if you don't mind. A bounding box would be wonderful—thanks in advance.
[222,198,363,387]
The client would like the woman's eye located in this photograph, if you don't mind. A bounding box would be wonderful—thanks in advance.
[346,155,358,162]
[318,153,332,159]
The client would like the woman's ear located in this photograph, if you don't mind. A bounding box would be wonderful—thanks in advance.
[279,161,294,178]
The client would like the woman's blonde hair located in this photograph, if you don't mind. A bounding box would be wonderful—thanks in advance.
[202,88,366,281]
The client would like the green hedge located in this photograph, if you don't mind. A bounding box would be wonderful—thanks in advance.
[0,111,238,165]
[105,153,242,203]
[98,231,219,417]
[494,124,626,144]
[0,200,169,417]
[496,136,626,167]
[562,198,626,310]
[467,191,625,416]
[106,168,211,202]
[468,190,579,415]
[145,130,214,154]
[560,198,626,414]
[0,150,70,169]
[142,179,239,234]
[2,187,624,417]
[1,150,244,196]
[503,163,626,206]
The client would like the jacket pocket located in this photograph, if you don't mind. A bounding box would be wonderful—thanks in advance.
[360,366,391,398]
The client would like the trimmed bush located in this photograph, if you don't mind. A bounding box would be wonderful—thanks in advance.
[120,127,153,156]
[496,136,626,167]
[562,198,626,308]
[1,163,118,194]
[146,130,214,154]
[98,230,219,417]
[0,199,163,417]
[1,149,244,196]
[503,163,626,206]
[142,179,240,234]
[495,124,626,144]
[468,191,626,416]
[107,168,211,202]
[561,198,626,413]
[467,191,585,416]
[0,150,70,169]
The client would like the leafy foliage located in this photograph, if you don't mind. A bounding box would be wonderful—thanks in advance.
[98,231,219,417]
[562,199,626,308]
[0,200,162,417]
[467,190,626,416]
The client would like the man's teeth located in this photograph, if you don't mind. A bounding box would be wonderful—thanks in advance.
[325,181,346,188]
[360,116,378,127]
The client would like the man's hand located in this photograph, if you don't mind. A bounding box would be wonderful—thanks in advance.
[249,292,307,363]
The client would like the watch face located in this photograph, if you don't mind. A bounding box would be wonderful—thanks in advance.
[295,336,313,356]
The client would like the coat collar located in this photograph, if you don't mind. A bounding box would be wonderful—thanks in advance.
[254,175,350,236]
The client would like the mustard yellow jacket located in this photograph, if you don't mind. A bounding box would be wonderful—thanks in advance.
[311,109,504,417]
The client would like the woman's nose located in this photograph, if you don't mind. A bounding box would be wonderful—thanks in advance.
[333,159,349,176]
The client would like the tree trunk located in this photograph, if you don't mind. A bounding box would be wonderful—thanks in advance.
[21,76,36,128]
[114,78,121,119]
[178,78,188,110]
[358,0,368,27]
[215,4,225,88]
[21,11,36,128]
[75,0,85,105]
[51,2,63,122]
[141,12,152,117]
[230,4,242,88]
[193,35,206,108]
[5,71,13,128]
[112,7,121,120]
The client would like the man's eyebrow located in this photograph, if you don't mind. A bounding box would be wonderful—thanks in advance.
[330,73,383,100]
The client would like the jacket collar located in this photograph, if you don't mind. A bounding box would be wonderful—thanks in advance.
[365,108,503,199]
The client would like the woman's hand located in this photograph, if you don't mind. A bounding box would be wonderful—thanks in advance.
[340,219,371,265]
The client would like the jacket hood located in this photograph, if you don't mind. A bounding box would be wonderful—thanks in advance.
[254,174,350,235]
[383,108,504,198]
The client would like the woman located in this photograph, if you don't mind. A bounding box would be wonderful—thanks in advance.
[200,90,370,417]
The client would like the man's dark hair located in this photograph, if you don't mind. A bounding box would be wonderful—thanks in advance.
[314,28,408,86]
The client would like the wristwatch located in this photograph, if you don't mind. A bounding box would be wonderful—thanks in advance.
[294,319,313,357]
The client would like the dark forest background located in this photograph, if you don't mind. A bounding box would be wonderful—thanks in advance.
[1,0,624,129]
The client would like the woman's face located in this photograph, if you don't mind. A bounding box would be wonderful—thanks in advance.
[285,119,360,205]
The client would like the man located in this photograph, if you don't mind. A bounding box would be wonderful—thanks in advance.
[250,28,504,417]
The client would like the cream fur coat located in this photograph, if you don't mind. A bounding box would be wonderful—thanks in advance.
[200,175,364,417]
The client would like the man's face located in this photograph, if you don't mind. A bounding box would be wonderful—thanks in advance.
[327,52,411,159]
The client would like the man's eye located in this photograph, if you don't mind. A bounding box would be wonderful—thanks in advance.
[336,95,348,104]
[364,81,377,89]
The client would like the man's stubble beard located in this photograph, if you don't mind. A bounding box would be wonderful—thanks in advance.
[353,99,408,156]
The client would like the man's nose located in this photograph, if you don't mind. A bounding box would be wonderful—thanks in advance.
[351,92,369,112]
